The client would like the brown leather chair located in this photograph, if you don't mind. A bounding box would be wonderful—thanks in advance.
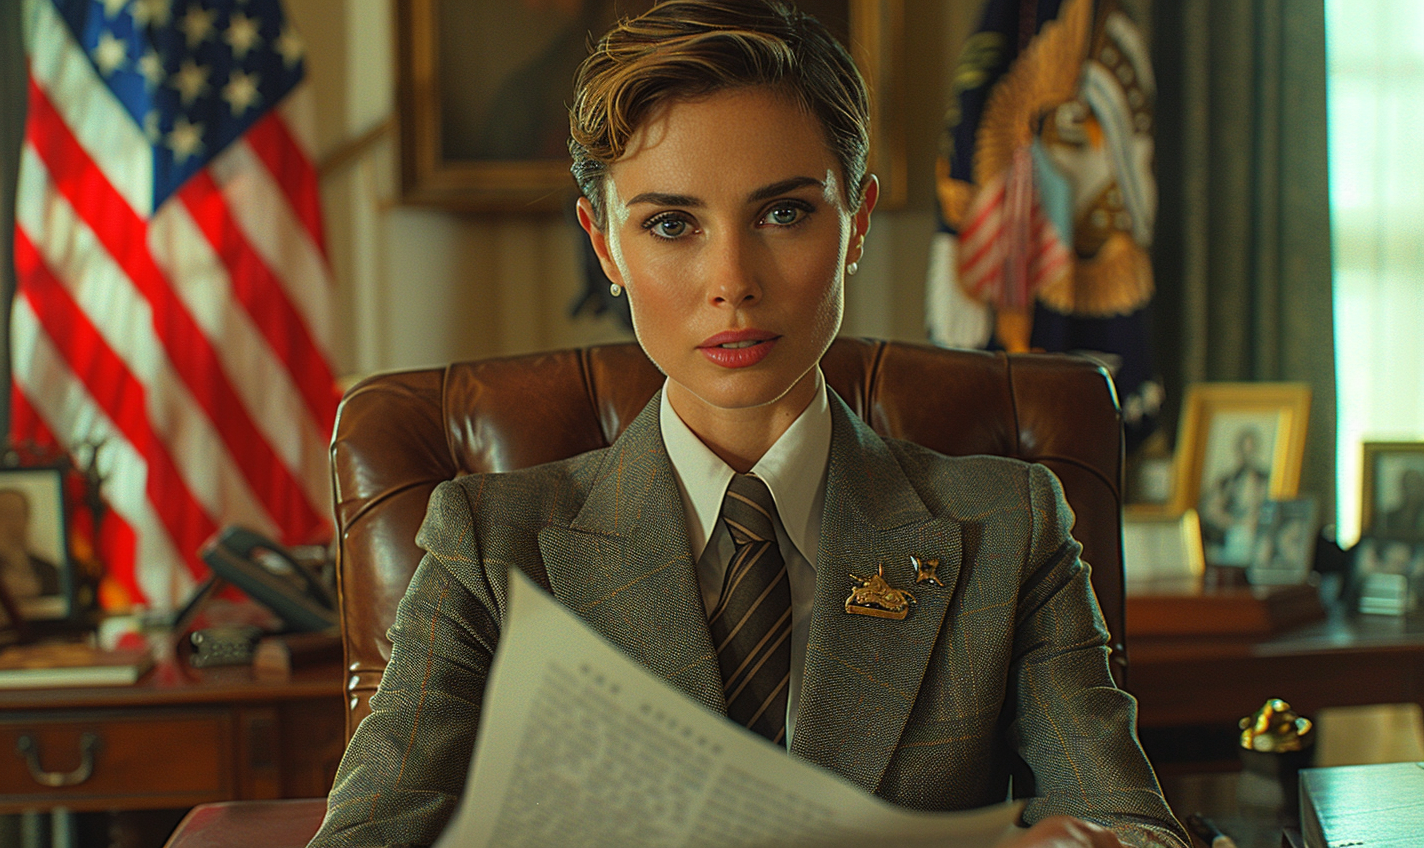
[164,337,1125,847]
[331,338,1128,737]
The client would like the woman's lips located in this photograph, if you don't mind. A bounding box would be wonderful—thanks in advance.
[698,330,778,368]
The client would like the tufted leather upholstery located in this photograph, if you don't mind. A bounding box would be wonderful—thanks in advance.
[329,338,1126,740]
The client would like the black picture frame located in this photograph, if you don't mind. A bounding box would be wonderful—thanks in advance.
[0,466,74,622]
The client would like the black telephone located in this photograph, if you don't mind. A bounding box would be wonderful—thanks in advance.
[193,527,338,633]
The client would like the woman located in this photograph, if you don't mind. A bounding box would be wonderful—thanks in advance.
[311,3,1188,846]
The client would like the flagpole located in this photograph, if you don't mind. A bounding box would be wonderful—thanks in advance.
[0,0,25,442]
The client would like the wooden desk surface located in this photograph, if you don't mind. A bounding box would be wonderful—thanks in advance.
[0,657,343,710]
[1129,608,1424,730]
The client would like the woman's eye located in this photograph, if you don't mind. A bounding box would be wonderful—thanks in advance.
[762,204,807,227]
[645,214,691,239]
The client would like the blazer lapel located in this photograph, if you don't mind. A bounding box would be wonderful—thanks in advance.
[537,396,727,716]
[791,396,964,794]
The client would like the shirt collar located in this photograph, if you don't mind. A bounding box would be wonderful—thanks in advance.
[659,370,832,563]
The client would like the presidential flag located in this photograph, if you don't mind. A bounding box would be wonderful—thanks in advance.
[12,0,337,609]
[926,0,1162,446]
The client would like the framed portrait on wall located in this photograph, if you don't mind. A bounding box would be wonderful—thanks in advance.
[1172,383,1312,566]
[396,0,906,210]
[1361,442,1424,541]
[0,466,74,622]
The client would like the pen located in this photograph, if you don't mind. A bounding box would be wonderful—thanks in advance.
[1186,813,1238,848]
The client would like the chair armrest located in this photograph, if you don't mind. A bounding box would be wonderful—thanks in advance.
[163,798,327,848]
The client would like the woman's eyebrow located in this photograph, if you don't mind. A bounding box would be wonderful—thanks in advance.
[623,176,825,209]
[747,176,824,202]
[625,191,701,208]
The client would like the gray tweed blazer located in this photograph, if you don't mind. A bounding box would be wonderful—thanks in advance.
[310,392,1188,848]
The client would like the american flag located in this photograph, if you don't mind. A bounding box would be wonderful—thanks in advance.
[954,145,1073,312]
[12,0,337,609]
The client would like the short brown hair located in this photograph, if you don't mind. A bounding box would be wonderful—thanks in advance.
[569,0,870,226]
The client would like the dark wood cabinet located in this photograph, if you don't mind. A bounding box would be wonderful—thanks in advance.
[0,660,344,815]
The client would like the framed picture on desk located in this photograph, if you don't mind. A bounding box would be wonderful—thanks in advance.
[0,466,74,622]
[1361,441,1424,541]
[1172,383,1311,567]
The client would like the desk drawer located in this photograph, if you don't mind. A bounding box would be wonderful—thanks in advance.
[0,710,233,810]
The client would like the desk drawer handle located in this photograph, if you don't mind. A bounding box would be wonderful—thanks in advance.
[15,733,102,788]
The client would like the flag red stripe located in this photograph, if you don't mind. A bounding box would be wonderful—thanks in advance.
[966,264,1004,299]
[243,111,328,259]
[13,231,217,577]
[963,182,1005,235]
[1030,228,1062,261]
[25,78,327,542]
[178,170,338,438]
[963,221,1003,275]
[8,372,60,453]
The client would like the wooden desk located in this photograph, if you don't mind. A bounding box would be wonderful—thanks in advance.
[0,658,344,815]
[1126,604,1424,768]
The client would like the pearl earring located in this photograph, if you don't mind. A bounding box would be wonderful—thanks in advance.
[847,233,865,276]
[609,283,623,297]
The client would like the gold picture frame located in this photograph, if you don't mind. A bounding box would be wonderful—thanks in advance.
[1360,441,1424,540]
[1172,383,1311,565]
[395,0,906,211]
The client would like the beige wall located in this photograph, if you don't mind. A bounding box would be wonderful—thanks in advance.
[290,0,982,380]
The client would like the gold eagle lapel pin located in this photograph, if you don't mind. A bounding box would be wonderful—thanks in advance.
[844,564,916,620]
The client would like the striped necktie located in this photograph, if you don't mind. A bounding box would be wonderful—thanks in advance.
[708,473,792,746]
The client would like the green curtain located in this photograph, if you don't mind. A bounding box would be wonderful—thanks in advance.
[1152,0,1338,522]
[1,0,24,438]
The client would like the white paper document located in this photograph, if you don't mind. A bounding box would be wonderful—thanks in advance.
[435,570,1023,848]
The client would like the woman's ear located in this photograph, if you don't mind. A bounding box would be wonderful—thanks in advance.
[853,174,879,250]
[576,197,626,289]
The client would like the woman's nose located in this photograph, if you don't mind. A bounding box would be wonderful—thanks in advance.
[706,235,761,307]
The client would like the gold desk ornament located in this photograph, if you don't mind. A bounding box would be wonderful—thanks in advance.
[911,555,944,586]
[845,564,917,620]
[1239,698,1314,753]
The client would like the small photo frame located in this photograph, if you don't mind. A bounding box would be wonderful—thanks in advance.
[1247,497,1319,586]
[1123,508,1206,587]
[1361,442,1424,541]
[0,467,74,622]
[1172,383,1312,566]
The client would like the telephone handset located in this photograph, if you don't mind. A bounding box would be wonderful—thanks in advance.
[196,526,338,633]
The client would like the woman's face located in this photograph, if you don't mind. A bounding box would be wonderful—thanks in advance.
[578,86,876,433]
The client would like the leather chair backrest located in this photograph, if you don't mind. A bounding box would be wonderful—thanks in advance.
[330,338,1126,739]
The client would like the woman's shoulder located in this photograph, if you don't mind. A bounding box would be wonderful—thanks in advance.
[880,435,1036,480]
[432,446,612,526]
[876,435,1061,517]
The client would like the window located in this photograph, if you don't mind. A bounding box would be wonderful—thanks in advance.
[1326,0,1424,543]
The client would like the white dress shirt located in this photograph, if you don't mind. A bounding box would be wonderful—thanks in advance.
[659,371,832,745]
